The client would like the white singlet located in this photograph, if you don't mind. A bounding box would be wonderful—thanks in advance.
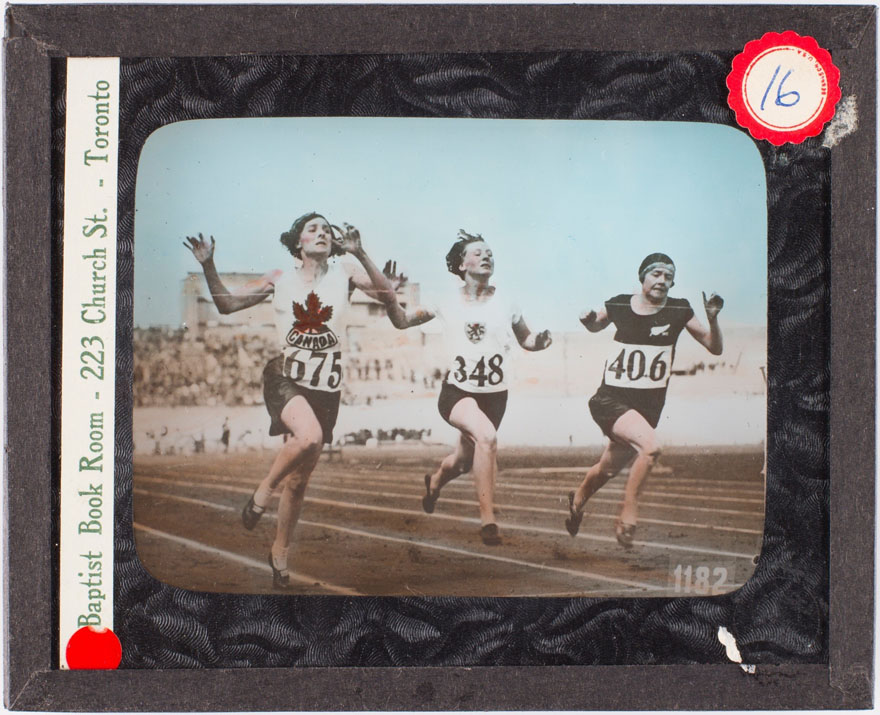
[430,285,521,394]
[271,259,350,392]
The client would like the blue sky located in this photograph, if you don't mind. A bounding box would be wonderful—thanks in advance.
[134,117,767,330]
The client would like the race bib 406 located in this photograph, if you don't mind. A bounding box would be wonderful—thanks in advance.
[604,344,671,389]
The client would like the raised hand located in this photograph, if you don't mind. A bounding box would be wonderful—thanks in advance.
[184,233,215,264]
[534,329,553,350]
[579,310,597,329]
[702,291,724,320]
[333,222,364,255]
[382,259,409,292]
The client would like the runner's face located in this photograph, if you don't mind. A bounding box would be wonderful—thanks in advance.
[298,217,332,258]
[641,264,675,301]
[460,241,494,278]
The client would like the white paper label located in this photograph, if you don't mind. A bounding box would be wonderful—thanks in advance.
[59,57,120,669]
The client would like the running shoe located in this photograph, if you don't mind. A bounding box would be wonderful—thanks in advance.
[564,491,583,537]
[615,521,636,549]
[241,492,264,530]
[267,552,291,590]
[422,474,438,514]
[480,523,502,546]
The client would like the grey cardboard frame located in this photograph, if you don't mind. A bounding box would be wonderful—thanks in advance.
[4,3,875,710]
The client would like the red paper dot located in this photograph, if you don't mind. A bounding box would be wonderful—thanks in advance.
[65,626,122,669]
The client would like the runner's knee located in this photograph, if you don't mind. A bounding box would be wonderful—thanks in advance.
[640,443,662,465]
[291,430,323,459]
[473,428,497,453]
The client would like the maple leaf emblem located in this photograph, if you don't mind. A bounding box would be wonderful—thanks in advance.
[293,292,333,333]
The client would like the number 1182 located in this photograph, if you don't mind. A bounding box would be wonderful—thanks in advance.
[671,564,729,595]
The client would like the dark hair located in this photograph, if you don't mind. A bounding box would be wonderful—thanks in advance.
[445,229,487,279]
[638,252,675,282]
[280,212,345,259]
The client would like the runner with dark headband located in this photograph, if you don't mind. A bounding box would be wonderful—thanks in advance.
[565,253,724,548]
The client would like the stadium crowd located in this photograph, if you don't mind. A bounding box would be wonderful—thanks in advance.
[133,327,442,408]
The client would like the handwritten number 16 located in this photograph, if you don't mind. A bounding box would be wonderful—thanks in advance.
[760,65,800,111]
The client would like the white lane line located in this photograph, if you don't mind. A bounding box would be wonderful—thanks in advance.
[140,469,763,517]
[461,481,763,504]
[137,470,764,517]
[301,522,658,591]
[133,521,361,595]
[505,467,764,487]
[506,477,765,496]
[515,494,761,518]
[366,467,765,493]
[139,465,763,506]
[136,476,758,560]
[321,471,765,504]
[135,488,659,591]
[138,464,764,497]
[303,484,762,536]
[318,475,765,519]
[306,472,765,517]
[305,494,758,561]
[135,473,762,531]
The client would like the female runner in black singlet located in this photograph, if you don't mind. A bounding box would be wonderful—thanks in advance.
[565,253,724,548]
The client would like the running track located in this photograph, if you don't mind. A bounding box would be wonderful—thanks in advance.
[132,448,765,598]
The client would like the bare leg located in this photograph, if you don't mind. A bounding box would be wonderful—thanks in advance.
[572,440,636,512]
[565,440,634,536]
[428,434,475,494]
[271,447,323,558]
[448,398,498,527]
[250,396,324,582]
[609,410,661,528]
[255,430,323,505]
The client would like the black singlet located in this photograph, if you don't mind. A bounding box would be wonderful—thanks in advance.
[597,294,694,405]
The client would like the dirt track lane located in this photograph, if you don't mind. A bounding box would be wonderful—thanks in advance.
[132,447,764,597]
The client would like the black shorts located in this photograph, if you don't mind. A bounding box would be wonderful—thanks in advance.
[262,355,341,443]
[588,386,665,440]
[438,382,508,430]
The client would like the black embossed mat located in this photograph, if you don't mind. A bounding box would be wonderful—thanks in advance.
[52,52,827,668]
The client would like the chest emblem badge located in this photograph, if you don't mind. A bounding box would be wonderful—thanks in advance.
[649,324,671,337]
[288,291,338,350]
[465,322,486,344]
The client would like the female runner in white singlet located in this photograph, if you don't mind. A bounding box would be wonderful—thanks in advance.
[185,213,399,589]
[565,252,724,548]
[384,230,552,545]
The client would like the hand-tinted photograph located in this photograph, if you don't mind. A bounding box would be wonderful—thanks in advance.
[132,117,767,597]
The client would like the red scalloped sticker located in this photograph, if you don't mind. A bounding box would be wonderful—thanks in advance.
[727,31,841,145]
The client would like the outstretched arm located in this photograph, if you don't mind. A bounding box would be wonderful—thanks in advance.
[685,291,724,355]
[337,223,403,304]
[512,316,552,351]
[333,223,434,329]
[184,234,277,314]
[579,306,610,332]
[385,300,436,330]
